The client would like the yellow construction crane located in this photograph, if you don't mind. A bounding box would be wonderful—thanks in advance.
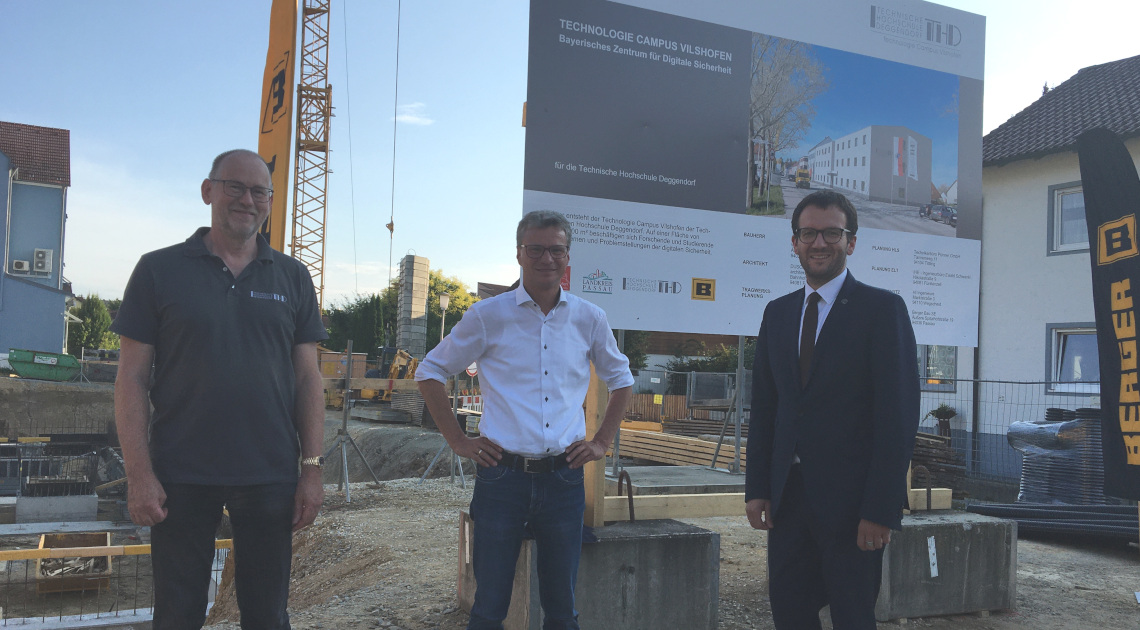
[258,0,332,311]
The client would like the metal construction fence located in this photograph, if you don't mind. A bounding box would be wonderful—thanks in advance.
[628,371,1107,490]
[0,540,231,626]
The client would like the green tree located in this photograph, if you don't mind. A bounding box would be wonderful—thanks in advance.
[324,290,393,360]
[323,270,478,359]
[426,271,478,354]
[615,330,650,371]
[664,339,756,394]
[67,294,115,356]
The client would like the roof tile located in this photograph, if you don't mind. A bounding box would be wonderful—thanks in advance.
[982,54,1140,166]
[0,121,71,187]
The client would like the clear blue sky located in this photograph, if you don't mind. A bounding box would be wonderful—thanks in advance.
[2,0,1135,303]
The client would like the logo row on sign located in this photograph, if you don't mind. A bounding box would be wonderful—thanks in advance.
[563,267,716,301]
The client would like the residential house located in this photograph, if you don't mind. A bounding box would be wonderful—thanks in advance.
[0,122,73,355]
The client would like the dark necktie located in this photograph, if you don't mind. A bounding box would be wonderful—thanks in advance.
[800,292,821,388]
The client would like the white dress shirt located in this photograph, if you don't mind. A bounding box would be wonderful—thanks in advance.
[416,287,634,457]
[798,268,848,352]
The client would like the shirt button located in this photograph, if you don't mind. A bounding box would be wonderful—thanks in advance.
[544,344,547,349]
[546,423,550,427]
[222,267,228,272]
[545,396,549,401]
[544,370,548,375]
[231,284,235,289]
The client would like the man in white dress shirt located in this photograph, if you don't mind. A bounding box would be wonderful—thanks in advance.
[417,210,634,630]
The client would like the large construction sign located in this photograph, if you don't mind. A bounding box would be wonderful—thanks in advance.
[523,0,985,346]
[257,0,298,253]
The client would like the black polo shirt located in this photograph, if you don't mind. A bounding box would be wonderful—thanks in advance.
[112,227,328,485]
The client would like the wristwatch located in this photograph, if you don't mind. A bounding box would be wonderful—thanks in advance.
[301,456,325,469]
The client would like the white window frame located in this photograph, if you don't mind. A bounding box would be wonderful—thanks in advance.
[1047,181,1088,255]
[1046,323,1100,394]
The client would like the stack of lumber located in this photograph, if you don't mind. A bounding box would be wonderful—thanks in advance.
[911,432,965,497]
[614,429,746,470]
[662,417,749,439]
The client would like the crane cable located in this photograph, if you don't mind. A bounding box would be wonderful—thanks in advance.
[386,0,403,289]
[340,0,359,294]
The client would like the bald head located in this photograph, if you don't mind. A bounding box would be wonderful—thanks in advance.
[209,149,270,179]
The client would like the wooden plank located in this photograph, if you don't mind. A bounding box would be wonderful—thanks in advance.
[906,488,953,511]
[583,366,608,528]
[322,377,420,391]
[602,493,745,521]
[614,429,747,469]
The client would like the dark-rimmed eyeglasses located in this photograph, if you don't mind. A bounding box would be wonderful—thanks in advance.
[210,179,273,203]
[794,227,851,244]
[519,244,569,259]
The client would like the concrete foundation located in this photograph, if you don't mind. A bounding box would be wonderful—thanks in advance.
[876,512,1017,621]
[603,465,744,496]
[0,378,114,441]
[16,494,99,523]
[458,513,719,629]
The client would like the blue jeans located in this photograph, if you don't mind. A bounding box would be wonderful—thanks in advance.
[467,463,585,630]
[151,482,297,630]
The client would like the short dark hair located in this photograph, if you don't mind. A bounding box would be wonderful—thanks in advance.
[516,210,573,248]
[209,149,268,178]
[791,190,858,235]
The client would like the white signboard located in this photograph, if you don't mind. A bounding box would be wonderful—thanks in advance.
[524,0,985,346]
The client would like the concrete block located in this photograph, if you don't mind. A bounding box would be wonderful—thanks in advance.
[458,513,719,630]
[876,512,1016,621]
[16,494,99,523]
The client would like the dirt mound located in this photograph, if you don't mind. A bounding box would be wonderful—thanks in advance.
[319,416,476,484]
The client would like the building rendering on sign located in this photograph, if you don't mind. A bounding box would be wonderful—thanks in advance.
[0,121,73,354]
[805,125,933,206]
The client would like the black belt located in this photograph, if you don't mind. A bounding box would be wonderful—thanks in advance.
[498,451,570,474]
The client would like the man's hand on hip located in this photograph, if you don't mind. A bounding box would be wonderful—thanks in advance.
[566,438,606,469]
[454,436,503,468]
[857,519,891,551]
[746,498,774,531]
[292,470,324,532]
[127,472,168,527]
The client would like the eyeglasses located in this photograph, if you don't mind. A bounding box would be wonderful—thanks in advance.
[519,244,569,259]
[794,227,851,244]
[210,179,273,203]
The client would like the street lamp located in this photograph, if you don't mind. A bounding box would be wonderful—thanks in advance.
[438,293,451,344]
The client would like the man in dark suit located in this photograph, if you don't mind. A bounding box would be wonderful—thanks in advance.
[745,190,920,629]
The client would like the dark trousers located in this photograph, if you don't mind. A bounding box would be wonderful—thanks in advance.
[151,482,297,630]
[467,463,586,630]
[768,466,884,630]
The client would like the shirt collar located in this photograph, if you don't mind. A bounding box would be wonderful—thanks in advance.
[804,268,847,306]
[183,227,274,263]
[514,285,569,308]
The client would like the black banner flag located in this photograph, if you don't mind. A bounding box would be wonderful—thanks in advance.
[1078,127,1140,500]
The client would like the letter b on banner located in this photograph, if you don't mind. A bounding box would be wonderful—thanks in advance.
[1098,215,1139,265]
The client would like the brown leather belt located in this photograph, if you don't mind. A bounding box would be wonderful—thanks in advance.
[498,451,570,474]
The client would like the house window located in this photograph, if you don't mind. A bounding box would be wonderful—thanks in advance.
[862,156,866,166]
[918,345,956,392]
[1047,323,1100,393]
[1048,181,1087,254]
[861,181,865,191]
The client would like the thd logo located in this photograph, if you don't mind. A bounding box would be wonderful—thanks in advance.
[924,19,961,45]
[691,278,716,301]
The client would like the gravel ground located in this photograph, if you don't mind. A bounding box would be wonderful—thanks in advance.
[199,477,1139,630]
[202,419,1139,630]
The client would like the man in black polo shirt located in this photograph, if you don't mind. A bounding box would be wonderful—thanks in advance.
[112,149,328,630]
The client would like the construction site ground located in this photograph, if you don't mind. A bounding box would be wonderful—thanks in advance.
[193,411,1140,629]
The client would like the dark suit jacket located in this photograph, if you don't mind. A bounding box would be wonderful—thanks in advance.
[745,272,920,531]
